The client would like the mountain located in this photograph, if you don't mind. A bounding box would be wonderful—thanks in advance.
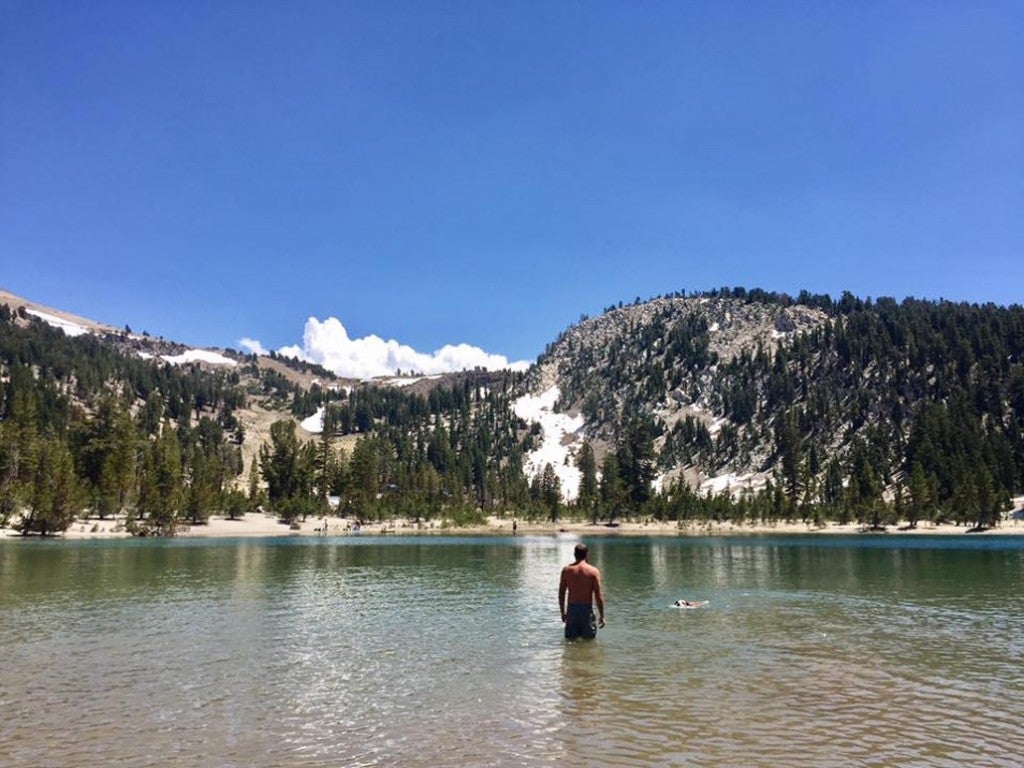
[516,289,1024,527]
[0,288,525,534]
[518,294,828,496]
[0,288,506,467]
[2,286,1023,535]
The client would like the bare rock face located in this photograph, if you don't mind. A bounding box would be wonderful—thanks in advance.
[774,305,822,334]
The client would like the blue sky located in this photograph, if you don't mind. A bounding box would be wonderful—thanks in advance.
[2,2,1022,373]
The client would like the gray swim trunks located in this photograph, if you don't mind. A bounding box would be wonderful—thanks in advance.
[565,603,597,639]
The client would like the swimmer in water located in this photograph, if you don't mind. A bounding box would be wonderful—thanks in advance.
[674,599,708,608]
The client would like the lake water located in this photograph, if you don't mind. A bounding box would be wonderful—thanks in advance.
[2,533,1022,767]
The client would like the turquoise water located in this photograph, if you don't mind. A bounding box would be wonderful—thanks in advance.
[2,534,1023,767]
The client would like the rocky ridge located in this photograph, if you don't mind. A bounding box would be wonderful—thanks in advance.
[520,296,830,495]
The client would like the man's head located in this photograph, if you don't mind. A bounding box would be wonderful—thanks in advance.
[574,543,589,562]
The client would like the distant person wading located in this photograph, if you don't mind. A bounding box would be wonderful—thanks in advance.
[559,543,605,639]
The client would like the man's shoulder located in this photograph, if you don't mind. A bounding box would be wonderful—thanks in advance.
[566,562,600,577]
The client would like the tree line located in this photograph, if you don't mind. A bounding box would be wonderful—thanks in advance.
[1,308,246,534]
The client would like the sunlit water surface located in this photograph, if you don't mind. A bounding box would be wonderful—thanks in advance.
[2,534,1022,767]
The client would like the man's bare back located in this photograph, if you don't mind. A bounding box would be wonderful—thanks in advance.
[560,560,602,604]
[559,543,605,638]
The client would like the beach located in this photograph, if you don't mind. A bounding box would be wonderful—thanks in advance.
[6,507,1024,540]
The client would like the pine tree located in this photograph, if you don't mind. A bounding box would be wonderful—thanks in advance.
[348,436,381,519]
[907,462,928,528]
[150,423,183,534]
[540,463,561,522]
[0,422,21,527]
[577,441,599,522]
[247,459,264,511]
[617,420,656,508]
[600,452,624,523]
[21,437,78,536]
[776,409,803,512]
[260,419,301,510]
[184,450,214,525]
[973,468,999,530]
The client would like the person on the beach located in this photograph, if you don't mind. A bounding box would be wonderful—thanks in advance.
[559,543,605,639]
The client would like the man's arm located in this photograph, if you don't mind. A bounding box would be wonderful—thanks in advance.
[558,569,567,622]
[593,571,605,628]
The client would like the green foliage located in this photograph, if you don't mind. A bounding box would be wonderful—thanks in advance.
[616,418,657,509]
[17,436,79,535]
[135,424,183,534]
[258,419,321,523]
[0,310,251,535]
[440,504,488,528]
[576,441,599,520]
[599,452,625,522]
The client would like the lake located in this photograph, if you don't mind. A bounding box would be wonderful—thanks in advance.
[2,533,1022,767]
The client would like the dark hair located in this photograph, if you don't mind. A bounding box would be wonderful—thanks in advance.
[574,543,588,561]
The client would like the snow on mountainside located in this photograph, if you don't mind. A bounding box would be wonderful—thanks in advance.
[1,289,113,335]
[2,288,240,368]
[159,349,237,367]
[513,385,584,502]
[513,296,829,499]
[24,308,90,337]
[300,406,327,434]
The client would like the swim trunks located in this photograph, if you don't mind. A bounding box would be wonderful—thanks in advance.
[565,603,597,640]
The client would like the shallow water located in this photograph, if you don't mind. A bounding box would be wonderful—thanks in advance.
[2,534,1022,767]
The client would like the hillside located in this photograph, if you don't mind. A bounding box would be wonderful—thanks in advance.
[0,289,527,534]
[516,289,1024,528]
[519,295,829,496]
[2,286,1023,535]
[0,289,467,470]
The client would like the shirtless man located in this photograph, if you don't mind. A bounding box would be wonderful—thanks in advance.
[559,543,606,639]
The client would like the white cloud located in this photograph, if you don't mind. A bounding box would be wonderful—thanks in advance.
[245,316,530,379]
[239,337,268,355]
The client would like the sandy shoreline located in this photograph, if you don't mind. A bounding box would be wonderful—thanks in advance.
[4,511,1024,540]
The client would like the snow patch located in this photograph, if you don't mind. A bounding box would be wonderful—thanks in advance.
[25,309,89,337]
[385,375,442,388]
[513,386,584,501]
[161,349,237,367]
[708,322,720,332]
[700,472,766,497]
[300,407,325,434]
[707,416,728,436]
[653,472,676,494]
